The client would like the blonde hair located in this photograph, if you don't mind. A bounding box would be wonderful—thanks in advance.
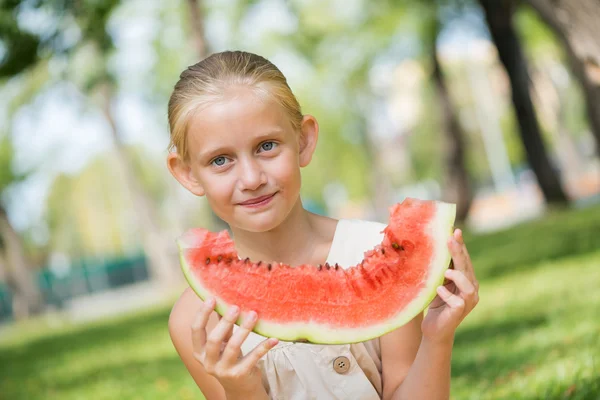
[167,51,303,160]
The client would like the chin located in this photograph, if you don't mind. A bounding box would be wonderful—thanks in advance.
[230,207,289,233]
[238,215,283,233]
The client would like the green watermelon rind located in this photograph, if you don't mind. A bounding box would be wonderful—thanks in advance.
[178,201,456,344]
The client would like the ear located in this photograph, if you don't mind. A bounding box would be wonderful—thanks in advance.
[298,114,319,168]
[167,152,205,196]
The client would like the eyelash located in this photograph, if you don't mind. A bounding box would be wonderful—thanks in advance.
[209,141,278,167]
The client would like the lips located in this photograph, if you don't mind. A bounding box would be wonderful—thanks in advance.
[238,192,277,206]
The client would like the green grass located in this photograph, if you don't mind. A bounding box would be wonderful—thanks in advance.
[463,202,600,280]
[1,203,599,399]
[451,252,600,400]
[0,305,201,400]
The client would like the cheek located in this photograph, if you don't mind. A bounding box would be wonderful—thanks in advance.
[200,173,235,203]
[269,152,301,189]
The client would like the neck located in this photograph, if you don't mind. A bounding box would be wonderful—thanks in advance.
[230,198,334,267]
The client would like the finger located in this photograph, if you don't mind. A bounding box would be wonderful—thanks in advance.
[223,323,234,342]
[442,259,454,286]
[221,311,258,363]
[191,297,216,352]
[436,285,465,310]
[448,233,469,274]
[454,229,476,280]
[444,269,476,298]
[238,337,279,372]
[204,305,240,366]
[453,228,464,245]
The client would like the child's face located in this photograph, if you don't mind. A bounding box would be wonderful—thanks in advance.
[169,86,318,232]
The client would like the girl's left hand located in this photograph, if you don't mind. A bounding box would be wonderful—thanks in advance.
[421,228,479,344]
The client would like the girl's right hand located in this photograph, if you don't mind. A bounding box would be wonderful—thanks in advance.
[191,297,278,398]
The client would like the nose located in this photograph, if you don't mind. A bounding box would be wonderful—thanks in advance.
[237,157,267,191]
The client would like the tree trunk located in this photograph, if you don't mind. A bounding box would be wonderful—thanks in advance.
[479,0,569,204]
[98,83,179,286]
[0,205,44,319]
[522,0,600,158]
[430,18,474,224]
[187,0,209,58]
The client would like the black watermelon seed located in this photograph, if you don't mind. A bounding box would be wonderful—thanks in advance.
[392,243,399,249]
[268,264,272,271]
[381,248,385,255]
[217,256,222,262]
[205,258,210,265]
[318,265,322,271]
[257,261,262,266]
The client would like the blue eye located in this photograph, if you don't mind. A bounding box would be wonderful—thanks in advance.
[212,156,227,166]
[260,141,276,152]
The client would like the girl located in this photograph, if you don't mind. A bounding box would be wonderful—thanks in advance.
[166,51,479,400]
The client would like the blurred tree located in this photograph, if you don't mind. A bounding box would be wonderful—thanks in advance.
[1,0,180,285]
[0,136,43,319]
[522,0,600,157]
[0,1,53,317]
[62,0,179,284]
[478,0,569,205]
[186,0,208,57]
[0,1,40,77]
[96,81,179,284]
[425,7,474,223]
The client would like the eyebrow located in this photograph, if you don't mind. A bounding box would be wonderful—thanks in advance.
[196,129,285,161]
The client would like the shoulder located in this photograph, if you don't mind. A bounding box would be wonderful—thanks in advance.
[168,287,212,346]
[169,287,202,331]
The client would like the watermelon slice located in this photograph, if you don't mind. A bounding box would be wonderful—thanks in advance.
[177,198,456,344]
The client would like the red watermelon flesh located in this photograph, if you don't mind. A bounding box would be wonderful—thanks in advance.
[177,198,456,344]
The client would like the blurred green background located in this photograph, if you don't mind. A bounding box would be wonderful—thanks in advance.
[1,0,599,399]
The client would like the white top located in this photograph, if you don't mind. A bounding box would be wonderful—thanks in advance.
[239,219,387,399]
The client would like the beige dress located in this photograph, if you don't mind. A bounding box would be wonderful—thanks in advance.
[239,219,387,400]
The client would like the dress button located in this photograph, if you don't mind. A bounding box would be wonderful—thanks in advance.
[333,356,350,374]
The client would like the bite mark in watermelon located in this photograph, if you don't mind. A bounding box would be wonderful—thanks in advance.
[177,198,456,344]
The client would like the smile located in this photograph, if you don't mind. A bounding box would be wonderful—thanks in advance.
[238,192,277,208]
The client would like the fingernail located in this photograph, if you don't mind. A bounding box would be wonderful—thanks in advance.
[206,297,215,307]
[228,306,239,316]
[269,338,279,346]
[445,270,452,277]
[247,311,257,322]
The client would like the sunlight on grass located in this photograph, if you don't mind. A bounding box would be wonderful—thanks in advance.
[452,252,600,400]
[0,306,204,400]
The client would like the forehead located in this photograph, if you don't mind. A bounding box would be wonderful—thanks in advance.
[186,87,293,154]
